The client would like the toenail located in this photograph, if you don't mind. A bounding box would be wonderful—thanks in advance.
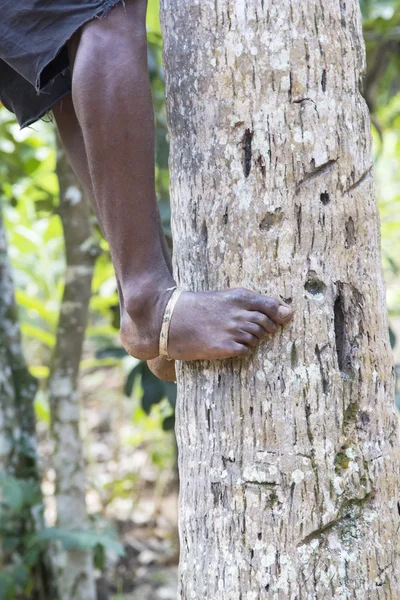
[278,306,292,319]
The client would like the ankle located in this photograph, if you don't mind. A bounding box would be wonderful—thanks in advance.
[122,276,176,322]
[119,279,177,361]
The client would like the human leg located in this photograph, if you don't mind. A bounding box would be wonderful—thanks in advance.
[67,0,293,361]
[53,93,176,381]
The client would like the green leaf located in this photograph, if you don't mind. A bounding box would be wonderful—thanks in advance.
[164,381,177,409]
[389,326,396,348]
[20,323,56,348]
[0,573,15,600]
[141,364,165,414]
[23,545,42,568]
[162,415,175,432]
[12,565,30,590]
[93,543,106,570]
[30,527,125,557]
[0,476,44,512]
[15,289,57,326]
[2,536,20,553]
[29,365,50,379]
[147,0,161,35]
[80,357,122,370]
[124,361,145,397]
[0,476,24,511]
[96,346,128,360]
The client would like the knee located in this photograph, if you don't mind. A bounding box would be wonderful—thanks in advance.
[72,0,148,81]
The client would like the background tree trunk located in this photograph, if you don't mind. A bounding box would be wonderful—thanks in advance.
[0,205,54,599]
[161,0,400,597]
[48,138,99,600]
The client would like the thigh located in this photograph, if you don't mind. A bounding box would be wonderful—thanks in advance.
[0,0,124,127]
[0,0,124,89]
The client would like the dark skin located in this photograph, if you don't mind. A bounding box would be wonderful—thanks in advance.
[53,0,294,381]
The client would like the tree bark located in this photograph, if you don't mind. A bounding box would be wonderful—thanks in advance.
[48,137,99,600]
[161,1,400,597]
[0,205,54,599]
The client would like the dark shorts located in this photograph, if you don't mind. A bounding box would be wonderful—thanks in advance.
[0,0,123,128]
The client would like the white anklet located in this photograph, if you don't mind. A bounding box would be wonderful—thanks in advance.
[159,287,184,359]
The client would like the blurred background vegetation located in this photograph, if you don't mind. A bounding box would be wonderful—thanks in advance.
[0,1,399,598]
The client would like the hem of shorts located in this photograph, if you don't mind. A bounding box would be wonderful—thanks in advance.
[19,88,73,129]
[34,0,125,93]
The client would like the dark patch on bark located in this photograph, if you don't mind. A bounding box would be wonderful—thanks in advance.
[292,97,315,105]
[320,191,330,205]
[304,396,314,446]
[315,344,329,394]
[321,68,327,92]
[345,216,356,248]
[242,129,253,177]
[305,273,326,298]
[334,288,347,373]
[359,411,370,427]
[211,482,228,508]
[339,0,347,28]
[259,208,283,232]
[222,455,235,468]
[201,220,208,245]
[295,204,302,243]
[256,155,266,178]
[291,343,298,368]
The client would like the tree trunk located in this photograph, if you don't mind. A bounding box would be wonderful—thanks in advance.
[0,205,54,599]
[48,138,99,600]
[161,1,400,597]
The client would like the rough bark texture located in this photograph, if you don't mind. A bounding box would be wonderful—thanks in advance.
[161,1,400,598]
[48,138,99,600]
[0,205,53,599]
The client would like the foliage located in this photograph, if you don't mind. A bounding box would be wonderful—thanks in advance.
[0,0,176,423]
[0,474,124,599]
[0,2,173,597]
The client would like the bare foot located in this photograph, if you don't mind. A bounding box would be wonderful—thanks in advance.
[121,287,293,361]
[148,355,176,382]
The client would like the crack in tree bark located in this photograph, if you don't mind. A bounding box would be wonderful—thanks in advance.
[299,492,374,546]
[343,166,373,195]
[296,159,338,192]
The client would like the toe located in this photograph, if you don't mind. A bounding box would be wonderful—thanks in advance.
[250,312,278,334]
[237,331,260,348]
[252,296,293,325]
[230,343,251,358]
[243,322,269,339]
